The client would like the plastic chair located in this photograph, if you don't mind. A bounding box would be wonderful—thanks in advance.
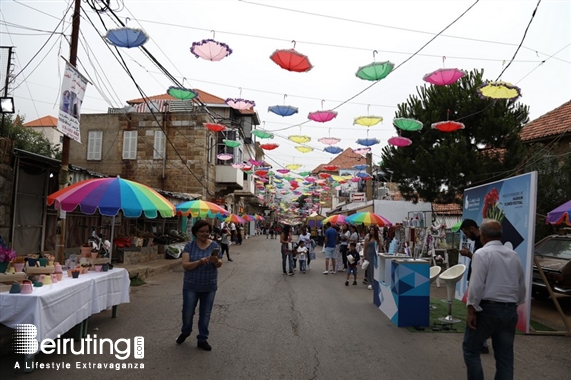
[437,264,466,324]
[429,266,442,310]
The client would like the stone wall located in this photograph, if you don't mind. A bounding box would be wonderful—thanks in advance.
[0,138,14,246]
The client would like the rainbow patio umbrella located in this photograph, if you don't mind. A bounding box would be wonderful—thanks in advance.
[176,200,229,218]
[345,212,392,226]
[323,214,347,225]
[225,214,246,224]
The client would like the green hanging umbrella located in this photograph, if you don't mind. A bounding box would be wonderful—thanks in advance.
[355,61,394,81]
[223,139,241,148]
[252,130,274,139]
[167,86,197,100]
[393,118,423,131]
[451,220,462,232]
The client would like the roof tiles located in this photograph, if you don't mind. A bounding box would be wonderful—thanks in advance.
[520,100,571,141]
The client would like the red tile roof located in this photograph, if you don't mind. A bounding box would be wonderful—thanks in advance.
[311,148,368,174]
[23,115,58,127]
[432,203,462,215]
[520,100,571,141]
[127,89,226,105]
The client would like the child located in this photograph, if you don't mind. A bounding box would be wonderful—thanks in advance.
[345,242,359,286]
[296,240,308,274]
[220,228,232,261]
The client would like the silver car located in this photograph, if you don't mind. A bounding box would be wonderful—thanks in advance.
[532,233,571,299]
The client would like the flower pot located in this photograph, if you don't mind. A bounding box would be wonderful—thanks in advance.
[81,245,93,257]
[27,258,38,267]
[90,252,98,259]
[0,262,8,273]
[38,258,49,267]
[94,265,102,272]
[102,263,109,272]
[56,273,63,281]
[13,263,25,273]
[71,271,79,278]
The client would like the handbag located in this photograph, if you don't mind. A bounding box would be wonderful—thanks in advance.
[287,242,293,251]
[361,259,369,270]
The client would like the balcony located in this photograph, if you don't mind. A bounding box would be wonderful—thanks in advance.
[215,165,244,193]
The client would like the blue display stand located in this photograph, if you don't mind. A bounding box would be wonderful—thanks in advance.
[374,256,430,327]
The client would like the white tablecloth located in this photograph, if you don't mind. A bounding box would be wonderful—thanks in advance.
[0,268,130,341]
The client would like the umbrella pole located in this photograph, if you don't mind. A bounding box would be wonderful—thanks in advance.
[109,215,115,264]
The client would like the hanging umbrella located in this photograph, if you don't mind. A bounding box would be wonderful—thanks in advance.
[255,214,265,221]
[167,86,197,100]
[423,68,466,86]
[393,118,423,131]
[204,123,227,132]
[353,147,371,155]
[105,27,149,48]
[249,158,263,166]
[346,212,392,226]
[268,105,299,117]
[308,110,338,123]
[217,153,233,160]
[47,176,175,263]
[276,168,290,174]
[323,214,347,225]
[225,214,246,224]
[288,135,311,144]
[324,146,343,154]
[252,130,274,139]
[298,171,311,176]
[260,143,279,150]
[353,164,368,170]
[270,41,313,72]
[451,220,463,232]
[356,138,380,147]
[286,163,302,170]
[388,136,412,147]
[546,200,571,226]
[190,38,233,61]
[225,98,256,110]
[176,199,228,218]
[323,165,339,171]
[356,61,394,81]
[354,116,383,127]
[319,173,331,179]
[295,145,314,153]
[318,137,341,145]
[477,81,521,100]
[431,120,465,132]
[223,139,241,148]
[355,172,372,179]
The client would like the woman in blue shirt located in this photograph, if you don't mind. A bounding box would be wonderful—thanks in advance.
[176,220,222,351]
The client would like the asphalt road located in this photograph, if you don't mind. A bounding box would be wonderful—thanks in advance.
[1,235,570,379]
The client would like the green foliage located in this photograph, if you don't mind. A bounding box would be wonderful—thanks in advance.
[380,69,529,204]
[1,114,61,159]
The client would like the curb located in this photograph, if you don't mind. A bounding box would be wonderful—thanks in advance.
[115,258,182,280]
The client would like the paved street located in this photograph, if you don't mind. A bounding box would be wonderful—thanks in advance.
[1,235,570,379]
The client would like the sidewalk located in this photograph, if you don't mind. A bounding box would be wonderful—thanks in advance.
[114,257,182,279]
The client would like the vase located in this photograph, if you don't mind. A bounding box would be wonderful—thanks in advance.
[27,258,38,267]
[13,263,25,272]
[38,258,49,267]
[72,271,79,278]
[0,262,8,273]
[102,263,109,272]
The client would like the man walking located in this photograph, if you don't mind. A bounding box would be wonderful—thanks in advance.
[463,219,526,380]
[322,222,338,274]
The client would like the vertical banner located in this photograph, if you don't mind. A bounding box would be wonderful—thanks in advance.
[458,172,537,333]
[57,62,88,143]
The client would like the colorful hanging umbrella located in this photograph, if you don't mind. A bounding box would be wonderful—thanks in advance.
[346,212,392,226]
[252,130,274,139]
[225,214,246,224]
[295,146,314,153]
[223,139,241,148]
[388,136,412,147]
[105,27,149,48]
[255,214,265,221]
[225,98,256,110]
[353,164,368,170]
[356,138,380,147]
[423,68,466,86]
[431,120,465,132]
[323,165,339,171]
[324,146,343,154]
[268,105,299,117]
[249,158,263,166]
[270,42,313,72]
[477,81,521,100]
[355,172,372,179]
[204,123,227,132]
[393,118,423,131]
[451,220,463,232]
[167,86,197,100]
[276,168,290,174]
[288,135,311,144]
[260,143,279,150]
[231,163,244,169]
[47,176,175,218]
[286,163,302,170]
[353,147,371,155]
[298,171,311,176]
[354,116,383,127]
[546,200,571,226]
[318,137,341,145]
[322,214,347,225]
[308,110,338,123]
[217,153,233,160]
[175,199,228,218]
[190,38,233,61]
[356,61,394,81]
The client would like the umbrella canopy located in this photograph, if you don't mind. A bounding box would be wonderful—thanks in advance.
[431,120,465,132]
[323,214,347,225]
[353,147,372,155]
[288,135,311,144]
[223,139,241,148]
[451,220,463,232]
[167,86,197,100]
[356,138,380,147]
[295,146,314,153]
[355,61,394,81]
[105,27,149,48]
[308,110,338,123]
[388,136,412,147]
[260,143,279,150]
[225,98,256,110]
[324,146,343,154]
[318,137,341,145]
[270,48,313,72]
[346,212,392,226]
[190,39,233,61]
[477,81,521,100]
[225,214,246,224]
[393,118,423,131]
[546,200,571,226]
[204,123,227,132]
[252,130,274,139]
[268,105,299,117]
[423,68,466,86]
[354,116,383,127]
[242,215,256,222]
[47,176,175,218]
[176,200,228,218]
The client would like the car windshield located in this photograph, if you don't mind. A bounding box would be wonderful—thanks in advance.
[535,237,571,260]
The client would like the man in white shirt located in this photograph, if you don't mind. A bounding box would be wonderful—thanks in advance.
[463,219,526,380]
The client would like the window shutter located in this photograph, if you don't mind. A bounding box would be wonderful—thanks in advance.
[87,131,102,160]
[122,131,137,159]
[154,130,165,159]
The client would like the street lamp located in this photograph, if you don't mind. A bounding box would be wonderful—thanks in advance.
[0,97,15,113]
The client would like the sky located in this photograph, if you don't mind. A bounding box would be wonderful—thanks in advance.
[2,0,571,175]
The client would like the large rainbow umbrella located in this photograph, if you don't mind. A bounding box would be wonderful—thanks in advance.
[175,199,228,218]
[242,214,256,222]
[225,214,246,224]
[323,214,347,225]
[346,212,392,226]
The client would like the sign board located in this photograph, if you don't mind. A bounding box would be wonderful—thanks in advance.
[57,62,89,143]
[350,192,366,202]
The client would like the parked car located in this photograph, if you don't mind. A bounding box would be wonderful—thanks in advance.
[532,233,571,300]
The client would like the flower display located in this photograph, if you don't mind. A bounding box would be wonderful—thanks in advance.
[482,188,504,223]
[0,247,17,263]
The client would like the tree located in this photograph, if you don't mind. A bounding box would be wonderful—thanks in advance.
[380,69,529,204]
[1,115,61,159]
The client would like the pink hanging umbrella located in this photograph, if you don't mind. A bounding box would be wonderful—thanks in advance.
[308,110,338,123]
[190,38,232,61]
[318,137,341,145]
[353,147,371,155]
[217,153,233,160]
[225,98,256,110]
[249,158,263,166]
[423,68,466,86]
[231,163,244,169]
[388,136,412,147]
[277,168,290,174]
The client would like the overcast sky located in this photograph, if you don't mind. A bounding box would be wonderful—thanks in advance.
[3,0,570,174]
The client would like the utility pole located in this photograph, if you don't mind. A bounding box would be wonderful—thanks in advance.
[365,152,373,201]
[56,0,81,264]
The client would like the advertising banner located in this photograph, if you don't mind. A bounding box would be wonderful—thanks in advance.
[57,62,88,143]
[459,171,537,333]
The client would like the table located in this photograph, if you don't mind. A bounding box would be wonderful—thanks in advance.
[0,268,130,342]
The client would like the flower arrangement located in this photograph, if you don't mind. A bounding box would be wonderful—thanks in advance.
[12,255,26,263]
[482,188,505,223]
[0,247,17,263]
[43,253,55,261]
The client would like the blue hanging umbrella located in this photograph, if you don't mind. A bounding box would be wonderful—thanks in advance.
[324,146,343,154]
[356,172,372,178]
[356,138,380,147]
[268,105,299,117]
[353,164,368,170]
[105,27,149,48]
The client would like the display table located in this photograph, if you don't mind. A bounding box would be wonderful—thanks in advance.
[373,256,430,327]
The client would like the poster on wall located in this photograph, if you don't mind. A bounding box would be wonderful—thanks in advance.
[458,171,537,333]
[57,62,89,143]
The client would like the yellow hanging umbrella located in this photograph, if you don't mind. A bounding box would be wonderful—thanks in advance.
[354,116,383,127]
[288,135,311,144]
[286,163,302,170]
[477,81,521,100]
[295,145,314,153]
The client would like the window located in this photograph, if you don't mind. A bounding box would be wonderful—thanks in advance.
[216,130,238,165]
[122,130,137,160]
[207,135,215,164]
[87,131,102,160]
[154,130,166,159]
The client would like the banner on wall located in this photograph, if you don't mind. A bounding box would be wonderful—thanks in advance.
[57,62,89,143]
[458,171,537,333]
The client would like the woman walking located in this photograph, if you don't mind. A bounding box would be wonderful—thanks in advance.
[280,224,295,276]
[363,225,382,290]
[176,220,222,351]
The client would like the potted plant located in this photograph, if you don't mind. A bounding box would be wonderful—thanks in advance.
[81,243,94,257]
[11,255,26,273]
[0,247,17,273]
[71,267,81,278]
[80,262,91,274]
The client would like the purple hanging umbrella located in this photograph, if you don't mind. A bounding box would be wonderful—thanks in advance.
[353,147,371,155]
[546,200,571,226]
